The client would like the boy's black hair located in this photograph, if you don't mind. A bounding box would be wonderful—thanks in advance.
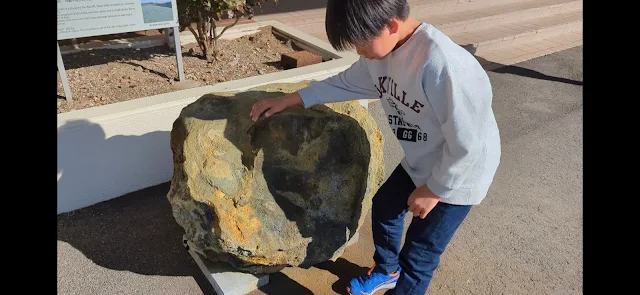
[325,0,410,51]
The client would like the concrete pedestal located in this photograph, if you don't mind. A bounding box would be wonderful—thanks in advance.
[183,232,360,295]
[184,238,269,295]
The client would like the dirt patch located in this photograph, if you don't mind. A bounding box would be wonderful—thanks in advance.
[57,26,303,114]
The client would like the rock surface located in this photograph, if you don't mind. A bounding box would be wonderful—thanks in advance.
[167,81,384,274]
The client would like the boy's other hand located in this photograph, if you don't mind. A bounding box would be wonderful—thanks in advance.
[250,92,304,122]
[407,185,441,219]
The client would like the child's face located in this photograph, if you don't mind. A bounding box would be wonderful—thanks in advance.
[355,21,401,60]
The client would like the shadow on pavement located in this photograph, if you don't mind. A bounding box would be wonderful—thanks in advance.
[57,182,218,295]
[487,62,583,86]
[314,258,370,295]
[256,272,315,294]
[464,45,583,86]
[253,258,368,295]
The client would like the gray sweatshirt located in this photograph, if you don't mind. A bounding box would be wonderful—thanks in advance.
[298,23,501,205]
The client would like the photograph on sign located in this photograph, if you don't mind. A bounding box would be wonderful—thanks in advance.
[141,0,175,23]
[57,0,179,40]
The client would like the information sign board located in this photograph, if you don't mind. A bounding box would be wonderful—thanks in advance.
[56,0,184,102]
[57,0,179,40]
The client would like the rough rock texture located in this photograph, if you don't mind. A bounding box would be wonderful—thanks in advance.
[167,81,384,274]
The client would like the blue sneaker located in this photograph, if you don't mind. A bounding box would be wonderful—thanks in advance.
[347,264,401,295]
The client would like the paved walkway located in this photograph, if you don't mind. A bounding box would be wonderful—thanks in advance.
[57,45,582,295]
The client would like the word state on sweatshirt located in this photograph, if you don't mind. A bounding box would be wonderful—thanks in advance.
[374,75,428,143]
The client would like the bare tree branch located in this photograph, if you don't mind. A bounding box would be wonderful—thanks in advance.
[214,15,241,41]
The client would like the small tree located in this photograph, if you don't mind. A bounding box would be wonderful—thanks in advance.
[177,0,278,63]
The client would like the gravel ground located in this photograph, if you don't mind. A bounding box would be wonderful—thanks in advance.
[57,26,300,114]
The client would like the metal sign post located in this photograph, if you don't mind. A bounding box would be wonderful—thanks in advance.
[172,26,185,82]
[57,42,73,101]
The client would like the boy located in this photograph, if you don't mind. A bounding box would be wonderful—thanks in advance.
[250,0,501,294]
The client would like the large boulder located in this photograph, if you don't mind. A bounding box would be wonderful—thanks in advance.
[167,81,384,274]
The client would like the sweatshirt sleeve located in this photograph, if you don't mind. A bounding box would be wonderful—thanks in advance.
[297,56,378,108]
[423,48,492,199]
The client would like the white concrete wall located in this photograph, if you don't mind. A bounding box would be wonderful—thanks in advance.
[57,101,180,213]
[57,21,361,214]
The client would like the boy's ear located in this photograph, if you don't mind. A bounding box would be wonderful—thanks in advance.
[387,19,401,34]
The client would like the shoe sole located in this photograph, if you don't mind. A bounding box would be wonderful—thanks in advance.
[347,281,397,295]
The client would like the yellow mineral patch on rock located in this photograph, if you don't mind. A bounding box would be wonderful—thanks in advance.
[215,195,260,243]
[215,189,225,200]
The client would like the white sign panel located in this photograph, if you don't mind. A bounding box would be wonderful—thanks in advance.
[57,0,179,40]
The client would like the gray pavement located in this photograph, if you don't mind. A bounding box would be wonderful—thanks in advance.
[57,46,583,295]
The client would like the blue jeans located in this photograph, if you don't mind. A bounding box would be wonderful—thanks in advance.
[372,164,472,295]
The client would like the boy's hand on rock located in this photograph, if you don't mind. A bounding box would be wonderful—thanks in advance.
[407,185,441,219]
[250,92,303,122]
